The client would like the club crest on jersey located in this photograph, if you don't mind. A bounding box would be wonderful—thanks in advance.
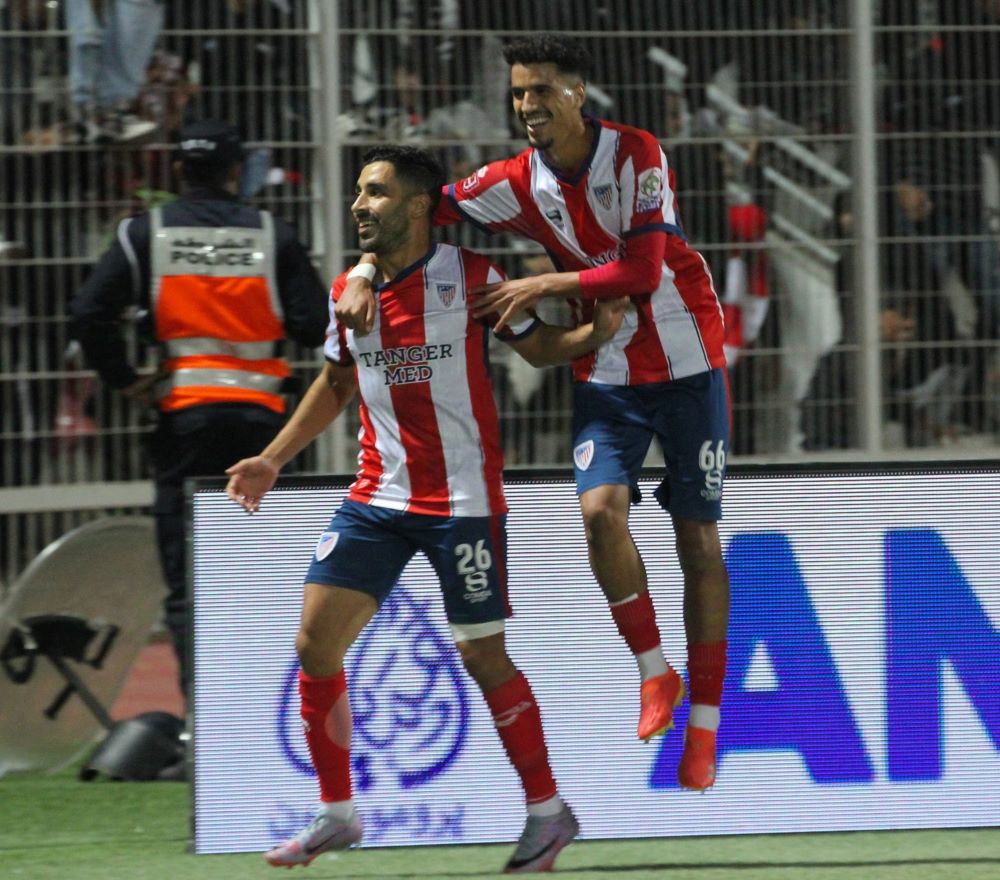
[436,282,457,307]
[593,184,614,211]
[636,167,664,213]
[574,439,595,471]
[315,531,339,561]
[545,207,564,229]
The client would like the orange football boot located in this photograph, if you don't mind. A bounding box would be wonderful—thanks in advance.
[677,725,717,790]
[637,668,685,741]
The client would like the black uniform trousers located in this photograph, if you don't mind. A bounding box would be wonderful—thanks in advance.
[150,403,286,697]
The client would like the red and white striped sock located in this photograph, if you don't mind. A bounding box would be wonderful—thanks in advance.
[610,591,670,682]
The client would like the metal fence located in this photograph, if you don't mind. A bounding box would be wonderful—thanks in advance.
[1,0,329,586]
[2,0,1000,587]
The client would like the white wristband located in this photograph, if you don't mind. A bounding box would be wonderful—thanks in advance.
[347,262,377,283]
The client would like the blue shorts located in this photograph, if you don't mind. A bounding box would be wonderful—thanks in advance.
[571,368,730,521]
[304,499,512,627]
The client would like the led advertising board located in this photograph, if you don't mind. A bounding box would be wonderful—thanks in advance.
[190,465,1000,854]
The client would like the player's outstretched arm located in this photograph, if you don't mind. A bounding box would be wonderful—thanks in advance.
[506,297,627,368]
[334,255,378,335]
[225,361,358,512]
[471,233,665,330]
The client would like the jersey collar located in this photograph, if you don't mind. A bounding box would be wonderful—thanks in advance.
[374,243,438,292]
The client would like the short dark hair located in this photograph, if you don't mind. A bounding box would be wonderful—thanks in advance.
[361,145,445,213]
[501,35,591,81]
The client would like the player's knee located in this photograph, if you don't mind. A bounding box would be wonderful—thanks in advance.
[456,639,515,691]
[674,520,725,573]
[295,628,343,678]
[581,502,629,549]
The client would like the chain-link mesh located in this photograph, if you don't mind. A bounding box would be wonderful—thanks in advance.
[877,0,1000,449]
[332,4,862,460]
[1,0,326,586]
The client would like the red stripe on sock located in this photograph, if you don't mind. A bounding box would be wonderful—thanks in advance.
[484,671,557,804]
[687,641,727,707]
[299,668,353,803]
[610,590,663,656]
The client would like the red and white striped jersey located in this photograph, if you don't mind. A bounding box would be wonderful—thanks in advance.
[325,243,509,518]
[437,117,726,385]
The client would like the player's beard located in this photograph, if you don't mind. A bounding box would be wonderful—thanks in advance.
[356,206,409,254]
[526,130,554,150]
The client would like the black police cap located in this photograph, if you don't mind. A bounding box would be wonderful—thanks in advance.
[176,119,246,166]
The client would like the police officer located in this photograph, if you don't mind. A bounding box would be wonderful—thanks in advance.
[70,119,329,699]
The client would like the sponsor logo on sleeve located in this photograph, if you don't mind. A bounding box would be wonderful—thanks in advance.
[636,167,664,214]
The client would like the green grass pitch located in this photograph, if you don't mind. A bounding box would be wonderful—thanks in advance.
[1,767,998,880]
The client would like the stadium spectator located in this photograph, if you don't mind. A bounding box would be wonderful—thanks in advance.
[880,0,1000,444]
[64,0,162,143]
[639,21,768,453]
[226,144,625,871]
[336,35,731,791]
[136,48,199,142]
[339,4,510,185]
[68,119,329,707]
[163,0,309,141]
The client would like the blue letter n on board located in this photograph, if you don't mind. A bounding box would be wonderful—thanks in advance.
[650,533,873,788]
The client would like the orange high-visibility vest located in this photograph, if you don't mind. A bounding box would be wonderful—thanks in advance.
[148,207,289,413]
